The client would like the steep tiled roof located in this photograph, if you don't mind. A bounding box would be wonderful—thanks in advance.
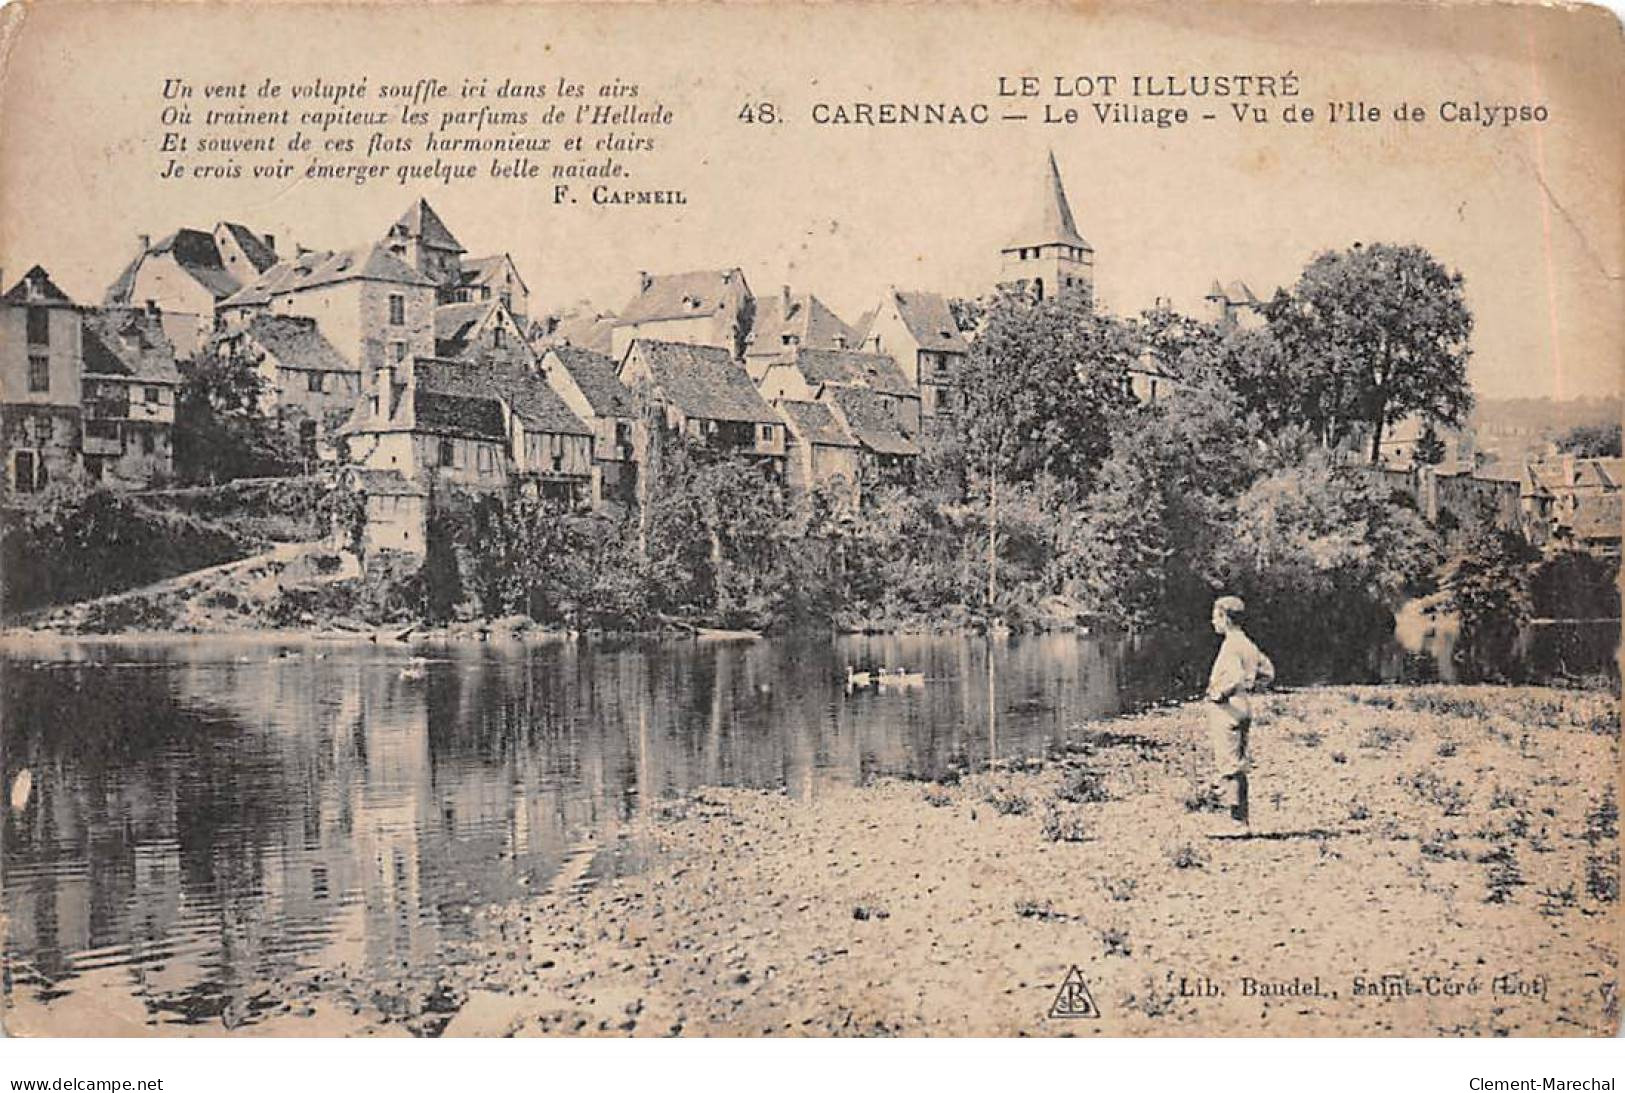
[459,254,528,295]
[789,347,914,397]
[777,399,856,448]
[221,245,433,308]
[245,314,351,373]
[415,391,505,440]
[1207,280,1261,307]
[1577,459,1623,490]
[1004,150,1090,252]
[3,266,74,306]
[547,345,635,418]
[890,289,970,354]
[416,357,590,436]
[828,386,920,458]
[629,338,779,425]
[1525,457,1625,496]
[434,301,492,350]
[219,223,279,273]
[81,308,182,384]
[748,292,857,358]
[618,269,747,324]
[1570,493,1622,542]
[390,198,464,253]
[547,312,617,356]
[106,228,256,303]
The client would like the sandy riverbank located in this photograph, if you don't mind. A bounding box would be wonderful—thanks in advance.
[6,684,1617,1038]
[391,685,1622,1037]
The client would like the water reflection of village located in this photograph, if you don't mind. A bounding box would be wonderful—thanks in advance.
[3,634,1152,1026]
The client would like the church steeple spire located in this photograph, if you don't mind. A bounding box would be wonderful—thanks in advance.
[998,151,1094,303]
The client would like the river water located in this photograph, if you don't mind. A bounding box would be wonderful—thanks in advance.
[1,625,1614,1028]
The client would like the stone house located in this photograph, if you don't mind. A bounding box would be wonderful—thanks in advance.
[611,269,753,361]
[339,357,594,506]
[743,287,858,381]
[540,345,639,505]
[337,466,428,560]
[775,399,860,501]
[340,357,510,496]
[434,300,532,369]
[210,314,359,459]
[454,254,530,320]
[757,346,922,438]
[618,338,785,469]
[853,288,970,419]
[822,384,921,483]
[428,358,596,503]
[1,267,83,494]
[106,223,278,359]
[1521,456,1623,557]
[383,198,466,302]
[218,244,437,391]
[79,307,180,487]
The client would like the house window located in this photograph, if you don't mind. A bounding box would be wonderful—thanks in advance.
[27,355,49,393]
[392,342,407,363]
[141,429,156,455]
[500,291,512,312]
[389,294,405,326]
[13,450,38,492]
[307,371,325,393]
[477,445,492,473]
[145,385,160,403]
[759,424,774,443]
[26,307,48,346]
[551,452,563,473]
[493,326,506,349]
[439,439,455,467]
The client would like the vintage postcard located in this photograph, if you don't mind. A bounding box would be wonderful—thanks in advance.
[0,0,1619,1043]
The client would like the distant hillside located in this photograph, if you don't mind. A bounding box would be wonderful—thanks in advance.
[1471,396,1621,436]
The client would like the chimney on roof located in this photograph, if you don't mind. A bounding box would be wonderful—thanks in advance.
[638,271,652,293]
[137,233,151,254]
[263,233,276,256]
[144,299,160,319]
[296,244,312,257]
[377,363,395,420]
[781,285,791,312]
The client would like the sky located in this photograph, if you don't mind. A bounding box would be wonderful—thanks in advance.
[0,2,1619,403]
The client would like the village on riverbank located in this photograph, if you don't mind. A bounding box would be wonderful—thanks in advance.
[2,154,1620,648]
[3,156,1620,1044]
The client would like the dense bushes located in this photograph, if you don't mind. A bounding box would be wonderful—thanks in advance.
[1,481,259,619]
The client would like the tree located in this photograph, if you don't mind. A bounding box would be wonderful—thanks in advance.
[958,288,1138,492]
[1265,243,1474,460]
[1414,421,1448,466]
[1556,422,1622,458]
[1440,526,1539,681]
[956,289,1137,619]
[1207,451,1442,676]
[174,349,300,483]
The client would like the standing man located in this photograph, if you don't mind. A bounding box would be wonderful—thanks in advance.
[1205,595,1274,832]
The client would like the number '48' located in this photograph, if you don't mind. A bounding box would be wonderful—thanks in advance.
[738,102,779,124]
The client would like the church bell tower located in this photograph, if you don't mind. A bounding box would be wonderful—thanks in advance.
[998,151,1093,303]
